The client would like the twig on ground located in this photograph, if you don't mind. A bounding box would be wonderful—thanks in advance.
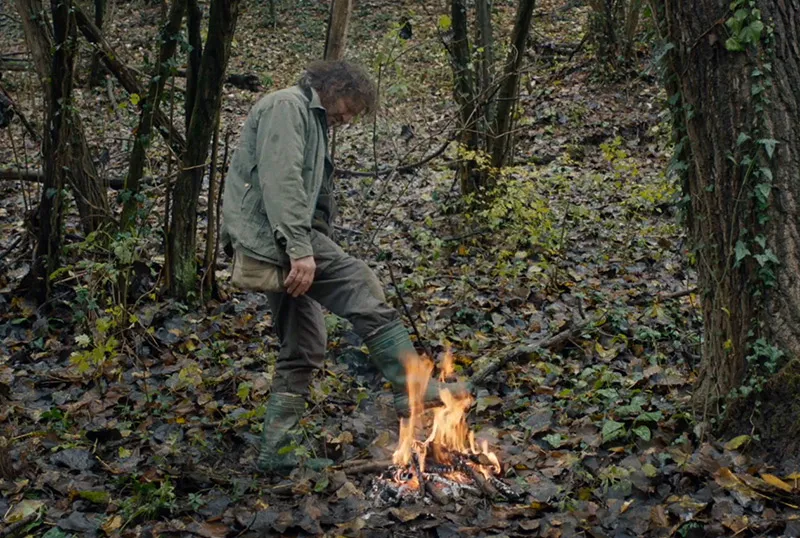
[0,512,39,538]
[337,459,393,475]
[470,317,595,387]
[338,137,453,178]
[630,287,698,306]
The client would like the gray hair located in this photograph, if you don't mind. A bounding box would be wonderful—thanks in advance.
[298,60,378,116]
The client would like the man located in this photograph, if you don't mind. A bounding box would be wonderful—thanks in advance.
[221,60,468,473]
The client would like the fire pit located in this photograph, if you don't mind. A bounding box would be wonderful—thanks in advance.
[370,351,523,507]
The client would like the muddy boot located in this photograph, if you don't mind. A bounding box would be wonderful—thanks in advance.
[365,321,471,417]
[256,392,333,474]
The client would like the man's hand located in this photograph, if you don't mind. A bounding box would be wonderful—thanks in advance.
[284,255,316,297]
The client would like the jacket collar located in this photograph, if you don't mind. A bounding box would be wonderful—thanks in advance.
[308,87,325,111]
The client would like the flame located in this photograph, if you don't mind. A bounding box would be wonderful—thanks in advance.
[392,351,432,469]
[439,345,455,382]
[391,350,501,485]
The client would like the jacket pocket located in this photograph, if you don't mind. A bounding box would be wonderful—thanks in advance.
[231,250,285,292]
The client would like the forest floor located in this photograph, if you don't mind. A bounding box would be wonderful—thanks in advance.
[2,0,800,537]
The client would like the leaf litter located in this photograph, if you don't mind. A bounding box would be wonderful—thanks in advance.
[1,0,800,536]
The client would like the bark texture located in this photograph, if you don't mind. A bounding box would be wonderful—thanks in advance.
[15,0,109,234]
[323,0,352,61]
[168,0,240,299]
[450,0,479,194]
[489,0,535,169]
[662,0,800,456]
[28,0,76,299]
[475,0,495,130]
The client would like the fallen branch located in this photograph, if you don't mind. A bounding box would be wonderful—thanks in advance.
[0,512,39,538]
[337,459,392,475]
[470,317,594,387]
[0,57,31,72]
[337,137,452,178]
[630,287,698,306]
[0,166,143,190]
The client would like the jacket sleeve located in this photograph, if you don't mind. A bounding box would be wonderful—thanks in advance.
[257,100,314,260]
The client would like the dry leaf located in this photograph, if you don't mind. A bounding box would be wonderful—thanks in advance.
[761,473,793,493]
[4,499,44,523]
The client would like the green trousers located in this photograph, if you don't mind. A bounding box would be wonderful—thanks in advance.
[241,231,399,394]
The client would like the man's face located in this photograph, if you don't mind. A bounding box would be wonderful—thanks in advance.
[326,97,362,127]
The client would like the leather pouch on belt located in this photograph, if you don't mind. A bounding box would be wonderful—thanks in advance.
[231,250,286,293]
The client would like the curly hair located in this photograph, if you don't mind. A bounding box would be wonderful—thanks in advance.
[298,60,378,116]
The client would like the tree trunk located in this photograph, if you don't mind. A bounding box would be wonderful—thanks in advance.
[74,5,186,155]
[185,0,202,128]
[15,0,109,235]
[167,0,240,300]
[87,0,107,87]
[201,108,221,299]
[660,0,800,460]
[488,0,535,170]
[122,0,186,230]
[323,0,352,61]
[28,0,77,300]
[450,0,479,195]
[475,0,495,143]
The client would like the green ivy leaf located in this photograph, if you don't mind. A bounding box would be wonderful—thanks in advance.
[735,240,751,264]
[602,420,626,443]
[635,410,664,424]
[742,20,764,43]
[437,14,452,31]
[632,425,651,441]
[543,433,567,449]
[130,93,141,106]
[755,182,771,204]
[736,132,751,146]
[758,138,778,159]
[725,37,745,52]
[313,476,329,493]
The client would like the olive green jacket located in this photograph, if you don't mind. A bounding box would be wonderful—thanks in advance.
[221,85,334,266]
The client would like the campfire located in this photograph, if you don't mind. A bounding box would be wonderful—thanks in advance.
[371,350,521,506]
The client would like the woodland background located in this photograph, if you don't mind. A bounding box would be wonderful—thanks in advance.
[1,0,800,536]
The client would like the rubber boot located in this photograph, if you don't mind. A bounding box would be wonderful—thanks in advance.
[256,392,332,473]
[365,321,471,417]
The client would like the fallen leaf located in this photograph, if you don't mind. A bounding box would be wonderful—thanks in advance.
[389,506,424,523]
[761,473,793,493]
[476,395,503,413]
[102,515,123,534]
[724,435,751,451]
[4,499,44,523]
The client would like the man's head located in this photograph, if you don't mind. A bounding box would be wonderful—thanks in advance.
[297,60,378,127]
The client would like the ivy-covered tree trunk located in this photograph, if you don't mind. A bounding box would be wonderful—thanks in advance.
[167,0,240,300]
[661,0,800,457]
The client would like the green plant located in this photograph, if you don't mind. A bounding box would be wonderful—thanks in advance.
[119,476,177,526]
